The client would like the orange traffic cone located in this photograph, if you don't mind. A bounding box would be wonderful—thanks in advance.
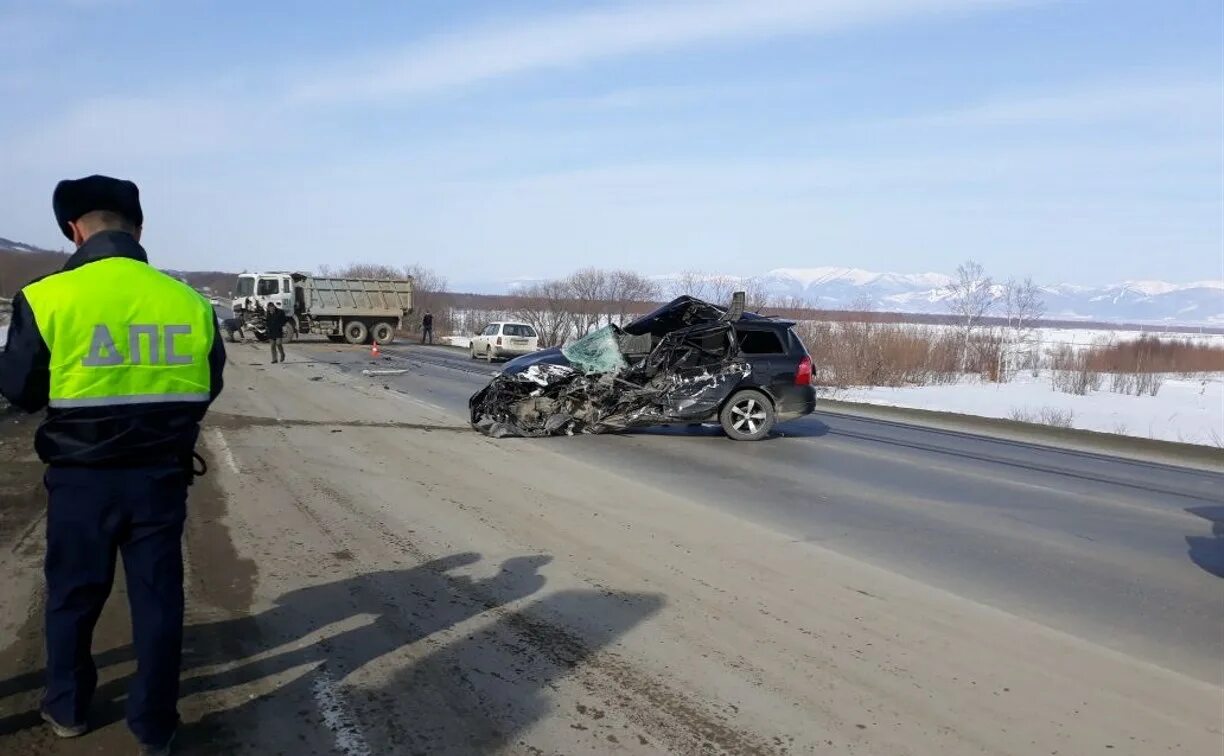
[371,342,381,358]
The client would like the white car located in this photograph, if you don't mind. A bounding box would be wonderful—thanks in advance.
[470,322,539,361]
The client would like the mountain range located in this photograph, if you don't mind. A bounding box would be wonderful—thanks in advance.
[491,266,1222,325]
[750,267,1222,324]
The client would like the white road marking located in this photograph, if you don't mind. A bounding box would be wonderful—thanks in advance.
[386,389,447,415]
[208,429,241,475]
[311,668,372,756]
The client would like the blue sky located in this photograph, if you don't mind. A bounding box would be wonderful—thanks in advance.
[1,0,1220,288]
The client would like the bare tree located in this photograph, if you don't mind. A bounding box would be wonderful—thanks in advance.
[606,270,659,326]
[402,262,449,333]
[945,260,997,371]
[514,280,572,347]
[1002,276,1045,333]
[1000,276,1045,377]
[740,277,771,313]
[325,263,403,279]
[404,263,448,295]
[565,268,608,336]
[669,271,745,308]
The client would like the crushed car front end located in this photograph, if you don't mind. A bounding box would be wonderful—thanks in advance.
[469,294,814,439]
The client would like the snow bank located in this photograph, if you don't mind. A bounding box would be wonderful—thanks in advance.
[443,336,471,349]
[832,371,1223,447]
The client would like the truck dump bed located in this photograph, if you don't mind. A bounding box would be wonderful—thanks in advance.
[301,276,413,316]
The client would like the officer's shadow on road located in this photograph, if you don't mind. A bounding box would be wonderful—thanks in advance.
[1185,506,1224,578]
[0,552,664,753]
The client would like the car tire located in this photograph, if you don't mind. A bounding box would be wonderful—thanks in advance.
[719,390,775,441]
[370,321,395,344]
[344,320,369,345]
[484,347,493,362]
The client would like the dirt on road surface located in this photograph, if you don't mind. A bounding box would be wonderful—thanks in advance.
[0,343,1219,755]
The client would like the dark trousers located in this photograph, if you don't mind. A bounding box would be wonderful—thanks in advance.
[421,327,433,345]
[42,465,188,746]
[270,338,285,362]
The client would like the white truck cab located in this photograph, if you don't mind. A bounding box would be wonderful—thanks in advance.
[232,272,295,315]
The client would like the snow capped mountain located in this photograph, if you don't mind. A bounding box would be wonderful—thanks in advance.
[750,268,1222,324]
[763,267,953,290]
[0,236,50,254]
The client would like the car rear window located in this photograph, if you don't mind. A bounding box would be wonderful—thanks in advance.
[737,329,786,354]
[503,324,536,337]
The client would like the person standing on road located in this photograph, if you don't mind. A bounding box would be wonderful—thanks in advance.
[0,175,225,756]
[266,302,288,363]
[421,310,434,345]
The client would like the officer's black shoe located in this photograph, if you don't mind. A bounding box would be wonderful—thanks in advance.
[40,707,87,738]
[137,731,175,756]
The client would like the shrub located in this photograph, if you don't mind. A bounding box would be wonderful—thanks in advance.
[1009,406,1074,428]
[1049,346,1101,395]
[796,321,973,387]
[1085,335,1224,374]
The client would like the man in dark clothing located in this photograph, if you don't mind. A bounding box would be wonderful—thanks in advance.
[266,302,288,363]
[421,310,434,345]
[0,175,225,756]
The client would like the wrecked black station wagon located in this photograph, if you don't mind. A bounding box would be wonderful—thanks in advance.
[469,294,816,440]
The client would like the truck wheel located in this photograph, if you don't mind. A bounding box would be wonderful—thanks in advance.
[719,390,775,441]
[343,320,369,345]
[284,323,298,343]
[370,322,395,344]
[224,328,238,343]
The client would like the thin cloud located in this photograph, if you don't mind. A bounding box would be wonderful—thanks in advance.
[898,81,1224,127]
[291,0,1030,104]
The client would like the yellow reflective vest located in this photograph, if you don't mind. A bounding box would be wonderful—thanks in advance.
[22,256,216,408]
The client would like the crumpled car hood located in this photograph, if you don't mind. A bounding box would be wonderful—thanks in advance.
[470,295,754,438]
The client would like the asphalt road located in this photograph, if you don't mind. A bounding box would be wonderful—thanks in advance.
[379,341,1224,684]
[0,338,1219,755]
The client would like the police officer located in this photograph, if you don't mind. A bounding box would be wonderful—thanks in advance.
[0,176,225,755]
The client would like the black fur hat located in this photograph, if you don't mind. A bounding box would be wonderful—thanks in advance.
[52,175,143,240]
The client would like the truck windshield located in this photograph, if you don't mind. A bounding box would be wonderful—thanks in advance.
[235,277,254,297]
[257,279,279,295]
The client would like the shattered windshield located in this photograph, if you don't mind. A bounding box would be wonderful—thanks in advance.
[561,326,628,374]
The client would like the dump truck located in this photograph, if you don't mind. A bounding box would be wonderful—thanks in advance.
[229,272,413,344]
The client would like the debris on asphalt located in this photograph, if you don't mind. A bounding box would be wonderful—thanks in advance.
[469,295,755,438]
[361,369,410,376]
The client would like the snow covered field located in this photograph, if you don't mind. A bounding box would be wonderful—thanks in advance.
[1026,326,1224,351]
[832,371,1223,447]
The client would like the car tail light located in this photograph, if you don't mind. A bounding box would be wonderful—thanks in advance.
[496,336,503,346]
[795,355,812,386]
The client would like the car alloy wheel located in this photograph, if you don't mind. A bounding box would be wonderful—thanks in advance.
[730,396,767,435]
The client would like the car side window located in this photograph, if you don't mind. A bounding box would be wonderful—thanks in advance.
[738,330,786,354]
[483,324,499,336]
